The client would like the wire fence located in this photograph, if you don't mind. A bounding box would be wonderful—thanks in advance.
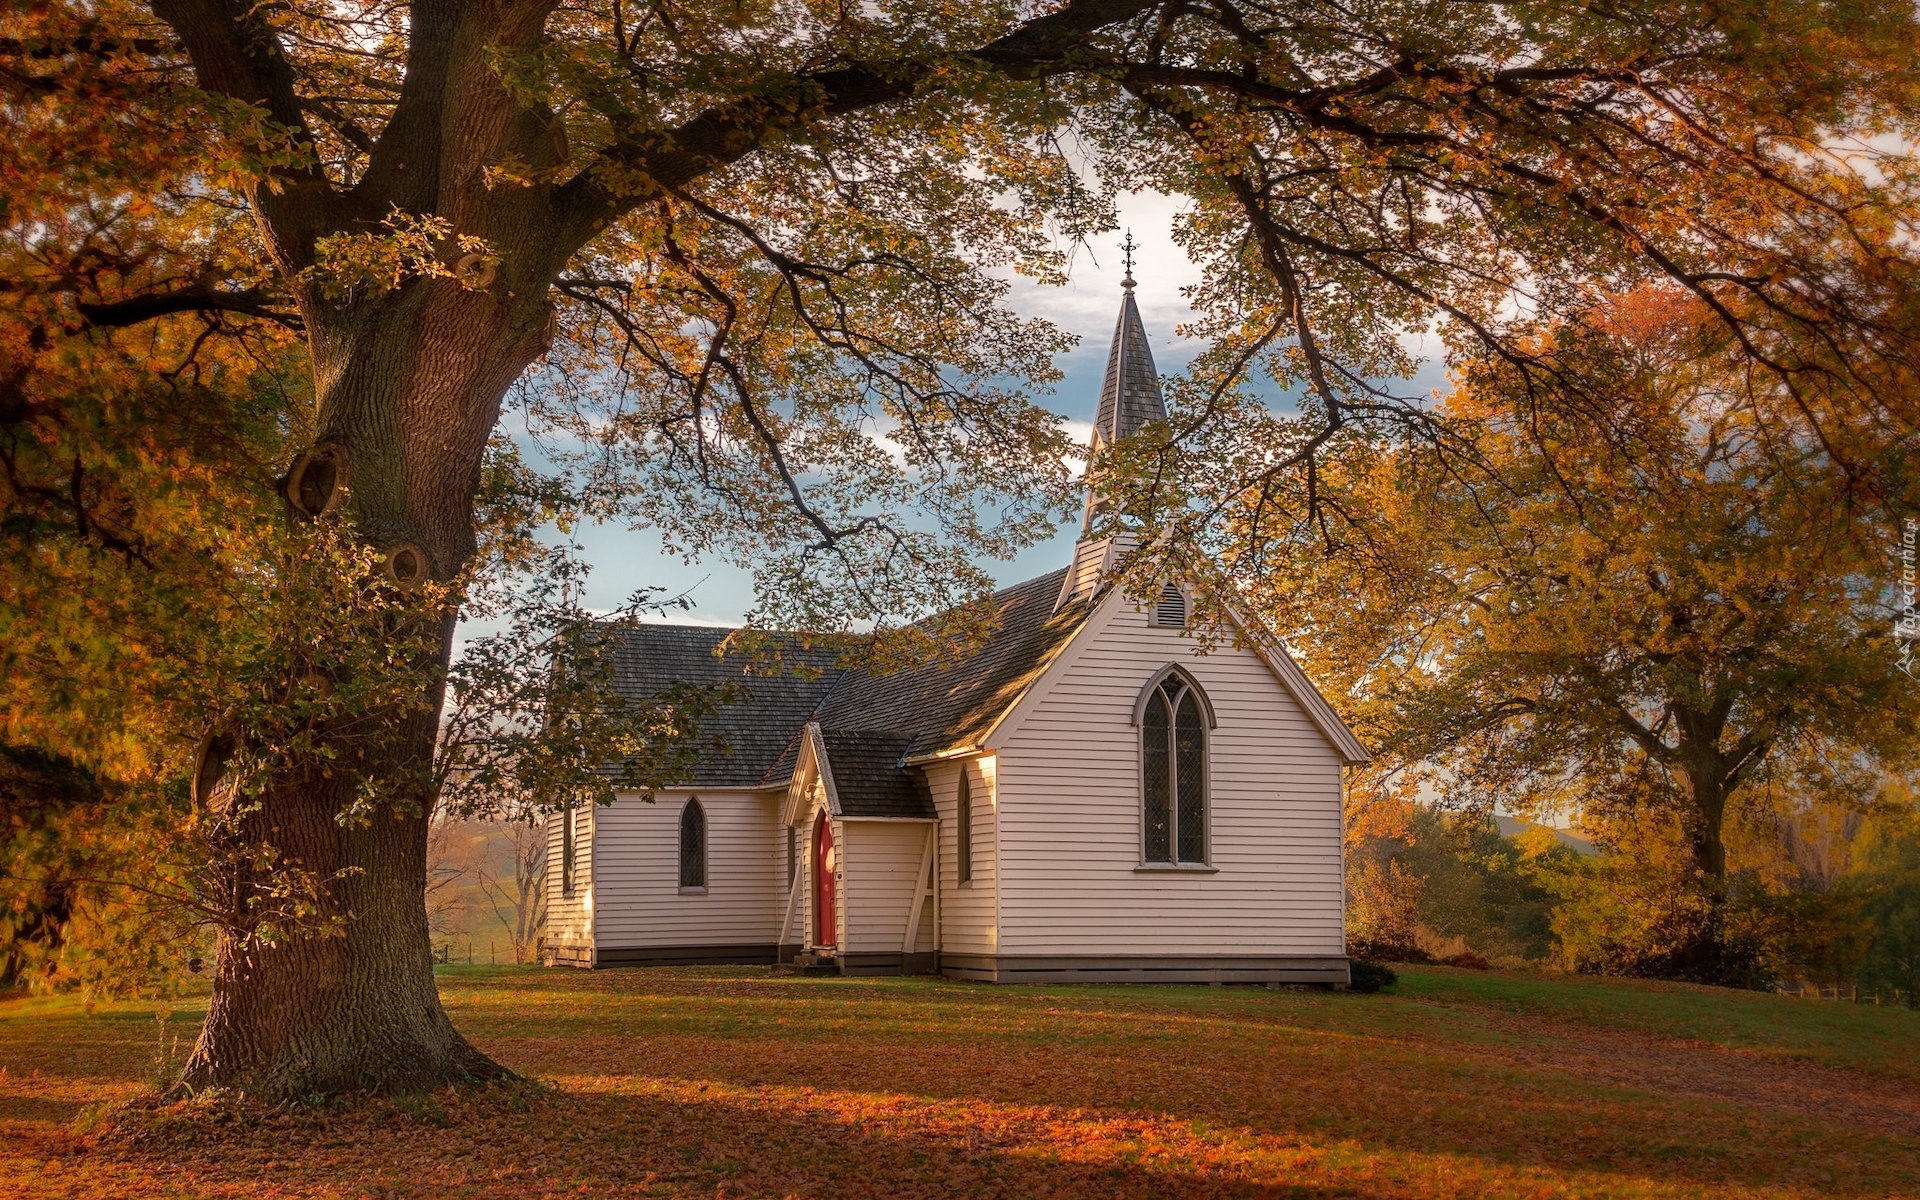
[432,941,507,966]
[1776,982,1915,1007]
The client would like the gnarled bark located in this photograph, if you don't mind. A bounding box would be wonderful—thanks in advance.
[182,262,551,1094]
[181,629,507,1096]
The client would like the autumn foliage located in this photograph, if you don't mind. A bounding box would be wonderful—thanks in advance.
[5,0,1920,1095]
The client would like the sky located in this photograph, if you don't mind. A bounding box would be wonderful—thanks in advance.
[488,189,1445,631]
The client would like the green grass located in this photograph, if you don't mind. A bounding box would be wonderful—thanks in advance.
[1391,966,1920,1080]
[4,964,1918,1199]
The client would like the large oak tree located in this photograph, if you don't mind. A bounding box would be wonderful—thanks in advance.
[4,0,1917,1094]
[1238,290,1917,972]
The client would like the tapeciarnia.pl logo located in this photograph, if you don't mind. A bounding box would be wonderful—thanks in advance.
[1899,517,1918,679]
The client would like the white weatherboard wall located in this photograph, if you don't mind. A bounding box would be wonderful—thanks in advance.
[992,596,1346,957]
[545,806,594,964]
[839,820,936,955]
[925,759,997,956]
[590,789,787,953]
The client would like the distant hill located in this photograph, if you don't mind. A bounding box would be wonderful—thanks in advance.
[1493,815,1597,856]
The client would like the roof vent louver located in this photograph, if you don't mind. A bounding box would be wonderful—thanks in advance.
[1154,582,1187,628]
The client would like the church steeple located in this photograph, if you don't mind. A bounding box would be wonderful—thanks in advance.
[1058,237,1166,609]
[1086,233,1168,483]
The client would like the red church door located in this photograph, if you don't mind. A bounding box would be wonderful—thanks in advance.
[812,814,837,948]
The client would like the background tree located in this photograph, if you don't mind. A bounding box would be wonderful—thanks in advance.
[475,820,546,965]
[1250,290,1918,977]
[6,0,1919,1094]
[1345,797,1570,967]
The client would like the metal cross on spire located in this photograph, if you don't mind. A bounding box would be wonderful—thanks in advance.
[1120,230,1137,290]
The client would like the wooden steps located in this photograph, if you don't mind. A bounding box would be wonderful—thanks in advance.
[772,951,840,977]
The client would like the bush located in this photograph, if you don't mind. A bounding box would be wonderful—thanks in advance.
[1546,854,1772,987]
[1347,959,1398,993]
[1856,881,1920,1007]
[1345,935,1431,964]
[1850,816,1920,1006]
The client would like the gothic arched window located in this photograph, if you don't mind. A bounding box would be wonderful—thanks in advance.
[957,769,974,884]
[1139,671,1210,864]
[679,797,706,890]
[560,805,578,897]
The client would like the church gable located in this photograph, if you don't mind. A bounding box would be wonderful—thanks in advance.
[982,582,1367,768]
[782,723,934,824]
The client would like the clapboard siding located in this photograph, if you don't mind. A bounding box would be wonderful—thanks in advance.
[925,759,998,955]
[994,596,1345,957]
[840,820,936,954]
[544,805,594,964]
[588,789,787,950]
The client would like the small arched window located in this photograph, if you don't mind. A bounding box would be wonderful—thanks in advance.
[1141,673,1207,864]
[679,797,706,890]
[560,805,578,897]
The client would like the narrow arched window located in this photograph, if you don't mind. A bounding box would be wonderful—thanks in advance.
[679,797,706,889]
[957,770,974,883]
[561,804,578,896]
[1141,675,1207,864]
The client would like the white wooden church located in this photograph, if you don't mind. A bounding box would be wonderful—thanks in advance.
[544,274,1368,984]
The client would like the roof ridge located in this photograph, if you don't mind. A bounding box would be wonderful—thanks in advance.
[755,663,853,788]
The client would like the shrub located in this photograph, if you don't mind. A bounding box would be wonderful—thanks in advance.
[1347,959,1398,993]
[1345,935,1431,964]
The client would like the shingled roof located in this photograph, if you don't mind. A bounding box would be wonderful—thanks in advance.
[814,568,1090,757]
[817,730,935,819]
[608,568,1095,811]
[609,625,841,788]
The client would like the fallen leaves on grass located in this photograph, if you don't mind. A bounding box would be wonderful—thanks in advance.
[3,967,1917,1199]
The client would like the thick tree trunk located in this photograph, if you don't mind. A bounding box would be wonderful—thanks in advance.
[160,0,578,1096]
[1668,703,1735,882]
[180,617,507,1096]
[1685,773,1729,880]
[182,263,553,1097]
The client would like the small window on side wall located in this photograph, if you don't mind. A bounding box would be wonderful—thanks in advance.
[957,770,973,884]
[1153,582,1187,628]
[560,805,578,897]
[679,797,706,889]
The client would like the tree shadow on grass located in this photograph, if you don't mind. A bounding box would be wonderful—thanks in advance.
[31,1063,1915,1200]
[10,972,1920,1197]
[26,1082,1377,1199]
[457,972,1920,1198]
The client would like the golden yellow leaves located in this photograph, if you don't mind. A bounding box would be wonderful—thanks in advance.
[306,209,501,301]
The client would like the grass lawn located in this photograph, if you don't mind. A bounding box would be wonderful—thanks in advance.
[3,965,1918,1199]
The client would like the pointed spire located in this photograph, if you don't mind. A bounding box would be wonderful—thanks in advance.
[1089,243,1166,456]
[1061,243,1168,598]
